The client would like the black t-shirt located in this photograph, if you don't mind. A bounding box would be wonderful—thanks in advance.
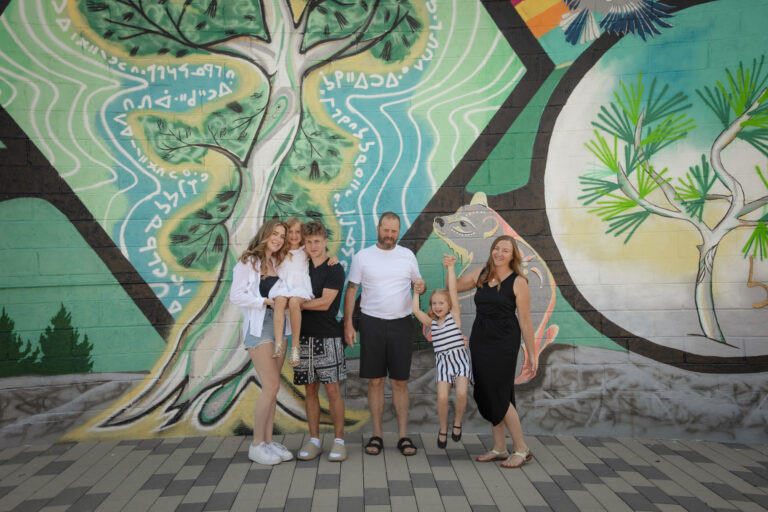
[301,257,345,337]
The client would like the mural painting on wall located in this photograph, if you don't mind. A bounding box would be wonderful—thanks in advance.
[0,0,524,440]
[1,0,767,444]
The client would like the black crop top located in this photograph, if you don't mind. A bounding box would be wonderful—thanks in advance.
[259,275,278,300]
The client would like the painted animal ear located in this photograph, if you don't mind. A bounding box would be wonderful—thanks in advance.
[470,192,488,207]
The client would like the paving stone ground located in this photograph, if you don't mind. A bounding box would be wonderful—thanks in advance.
[0,433,766,511]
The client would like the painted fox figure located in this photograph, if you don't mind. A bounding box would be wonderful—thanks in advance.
[433,192,559,384]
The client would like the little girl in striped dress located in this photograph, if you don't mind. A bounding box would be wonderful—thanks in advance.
[412,254,473,449]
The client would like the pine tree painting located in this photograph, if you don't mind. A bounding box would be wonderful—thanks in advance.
[0,308,40,377]
[38,305,94,375]
[579,57,768,343]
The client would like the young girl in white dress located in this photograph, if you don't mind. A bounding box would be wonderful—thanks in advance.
[412,254,472,449]
[270,217,338,367]
[270,217,313,367]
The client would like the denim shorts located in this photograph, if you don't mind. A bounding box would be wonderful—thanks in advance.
[243,308,276,349]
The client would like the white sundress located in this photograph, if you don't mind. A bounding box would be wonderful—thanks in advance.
[268,247,314,300]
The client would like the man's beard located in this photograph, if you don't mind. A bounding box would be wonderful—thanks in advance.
[378,236,396,249]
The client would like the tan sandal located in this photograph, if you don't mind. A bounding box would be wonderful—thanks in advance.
[272,342,285,359]
[501,449,532,468]
[476,448,509,462]
[289,343,300,367]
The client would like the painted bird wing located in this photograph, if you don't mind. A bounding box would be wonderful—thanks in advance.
[599,0,674,40]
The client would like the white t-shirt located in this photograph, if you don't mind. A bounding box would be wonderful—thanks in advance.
[347,244,421,319]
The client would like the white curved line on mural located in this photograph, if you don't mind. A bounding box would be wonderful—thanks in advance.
[0,74,18,107]
[1,18,79,173]
[448,63,523,166]
[0,58,51,163]
[13,9,88,179]
[397,4,483,227]
[463,106,501,139]
[30,0,152,227]
[374,0,467,229]
[32,0,122,193]
[347,0,460,243]
[421,30,501,184]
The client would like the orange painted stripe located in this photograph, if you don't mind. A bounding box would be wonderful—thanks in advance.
[527,2,570,38]
[515,0,561,21]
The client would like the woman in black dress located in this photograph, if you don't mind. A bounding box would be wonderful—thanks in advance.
[456,235,536,468]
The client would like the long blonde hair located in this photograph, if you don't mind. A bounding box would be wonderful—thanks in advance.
[476,235,526,289]
[426,289,452,320]
[284,216,303,260]
[239,219,288,271]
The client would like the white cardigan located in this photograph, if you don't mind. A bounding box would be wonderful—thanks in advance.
[230,256,291,339]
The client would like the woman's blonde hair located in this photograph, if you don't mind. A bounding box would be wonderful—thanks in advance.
[239,219,288,271]
[476,235,526,289]
[426,288,452,320]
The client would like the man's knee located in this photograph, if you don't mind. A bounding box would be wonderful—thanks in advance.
[390,379,408,392]
[369,377,386,390]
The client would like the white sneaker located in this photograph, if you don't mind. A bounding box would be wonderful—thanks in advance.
[268,441,294,462]
[248,442,281,465]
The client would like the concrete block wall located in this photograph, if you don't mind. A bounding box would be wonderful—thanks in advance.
[0,0,766,446]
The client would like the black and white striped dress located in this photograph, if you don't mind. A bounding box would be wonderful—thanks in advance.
[430,313,473,384]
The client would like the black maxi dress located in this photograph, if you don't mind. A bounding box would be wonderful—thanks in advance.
[470,272,521,426]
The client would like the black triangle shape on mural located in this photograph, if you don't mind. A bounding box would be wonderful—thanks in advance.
[400,0,555,252]
[0,104,174,340]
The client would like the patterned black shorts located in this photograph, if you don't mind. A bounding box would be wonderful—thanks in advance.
[292,336,347,385]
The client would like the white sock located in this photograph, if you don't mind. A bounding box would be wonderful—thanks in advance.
[334,438,344,445]
[310,437,321,448]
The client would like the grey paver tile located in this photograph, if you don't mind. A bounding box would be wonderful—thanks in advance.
[531,481,580,512]
[388,480,414,496]
[47,486,88,506]
[161,479,197,497]
[436,480,465,496]
[583,483,634,512]
[568,468,602,485]
[389,495,418,512]
[180,484,215,505]
[204,492,237,511]
[243,467,271,484]
[121,489,163,512]
[9,498,50,512]
[410,473,436,488]
[229,483,266,512]
[316,473,340,489]
[338,495,365,511]
[68,492,109,512]
[564,489,607,511]
[671,495,716,511]
[635,485,677,504]
[364,487,389,506]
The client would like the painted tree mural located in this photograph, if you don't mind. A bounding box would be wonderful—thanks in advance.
[580,57,768,343]
[77,0,425,429]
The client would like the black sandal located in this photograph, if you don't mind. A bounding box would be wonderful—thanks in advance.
[365,436,383,455]
[437,432,447,449]
[397,437,417,456]
[451,425,462,442]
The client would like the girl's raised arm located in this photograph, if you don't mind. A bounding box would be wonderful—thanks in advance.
[443,254,461,329]
[412,292,432,328]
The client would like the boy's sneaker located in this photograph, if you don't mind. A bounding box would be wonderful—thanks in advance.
[268,441,294,461]
[248,442,281,465]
